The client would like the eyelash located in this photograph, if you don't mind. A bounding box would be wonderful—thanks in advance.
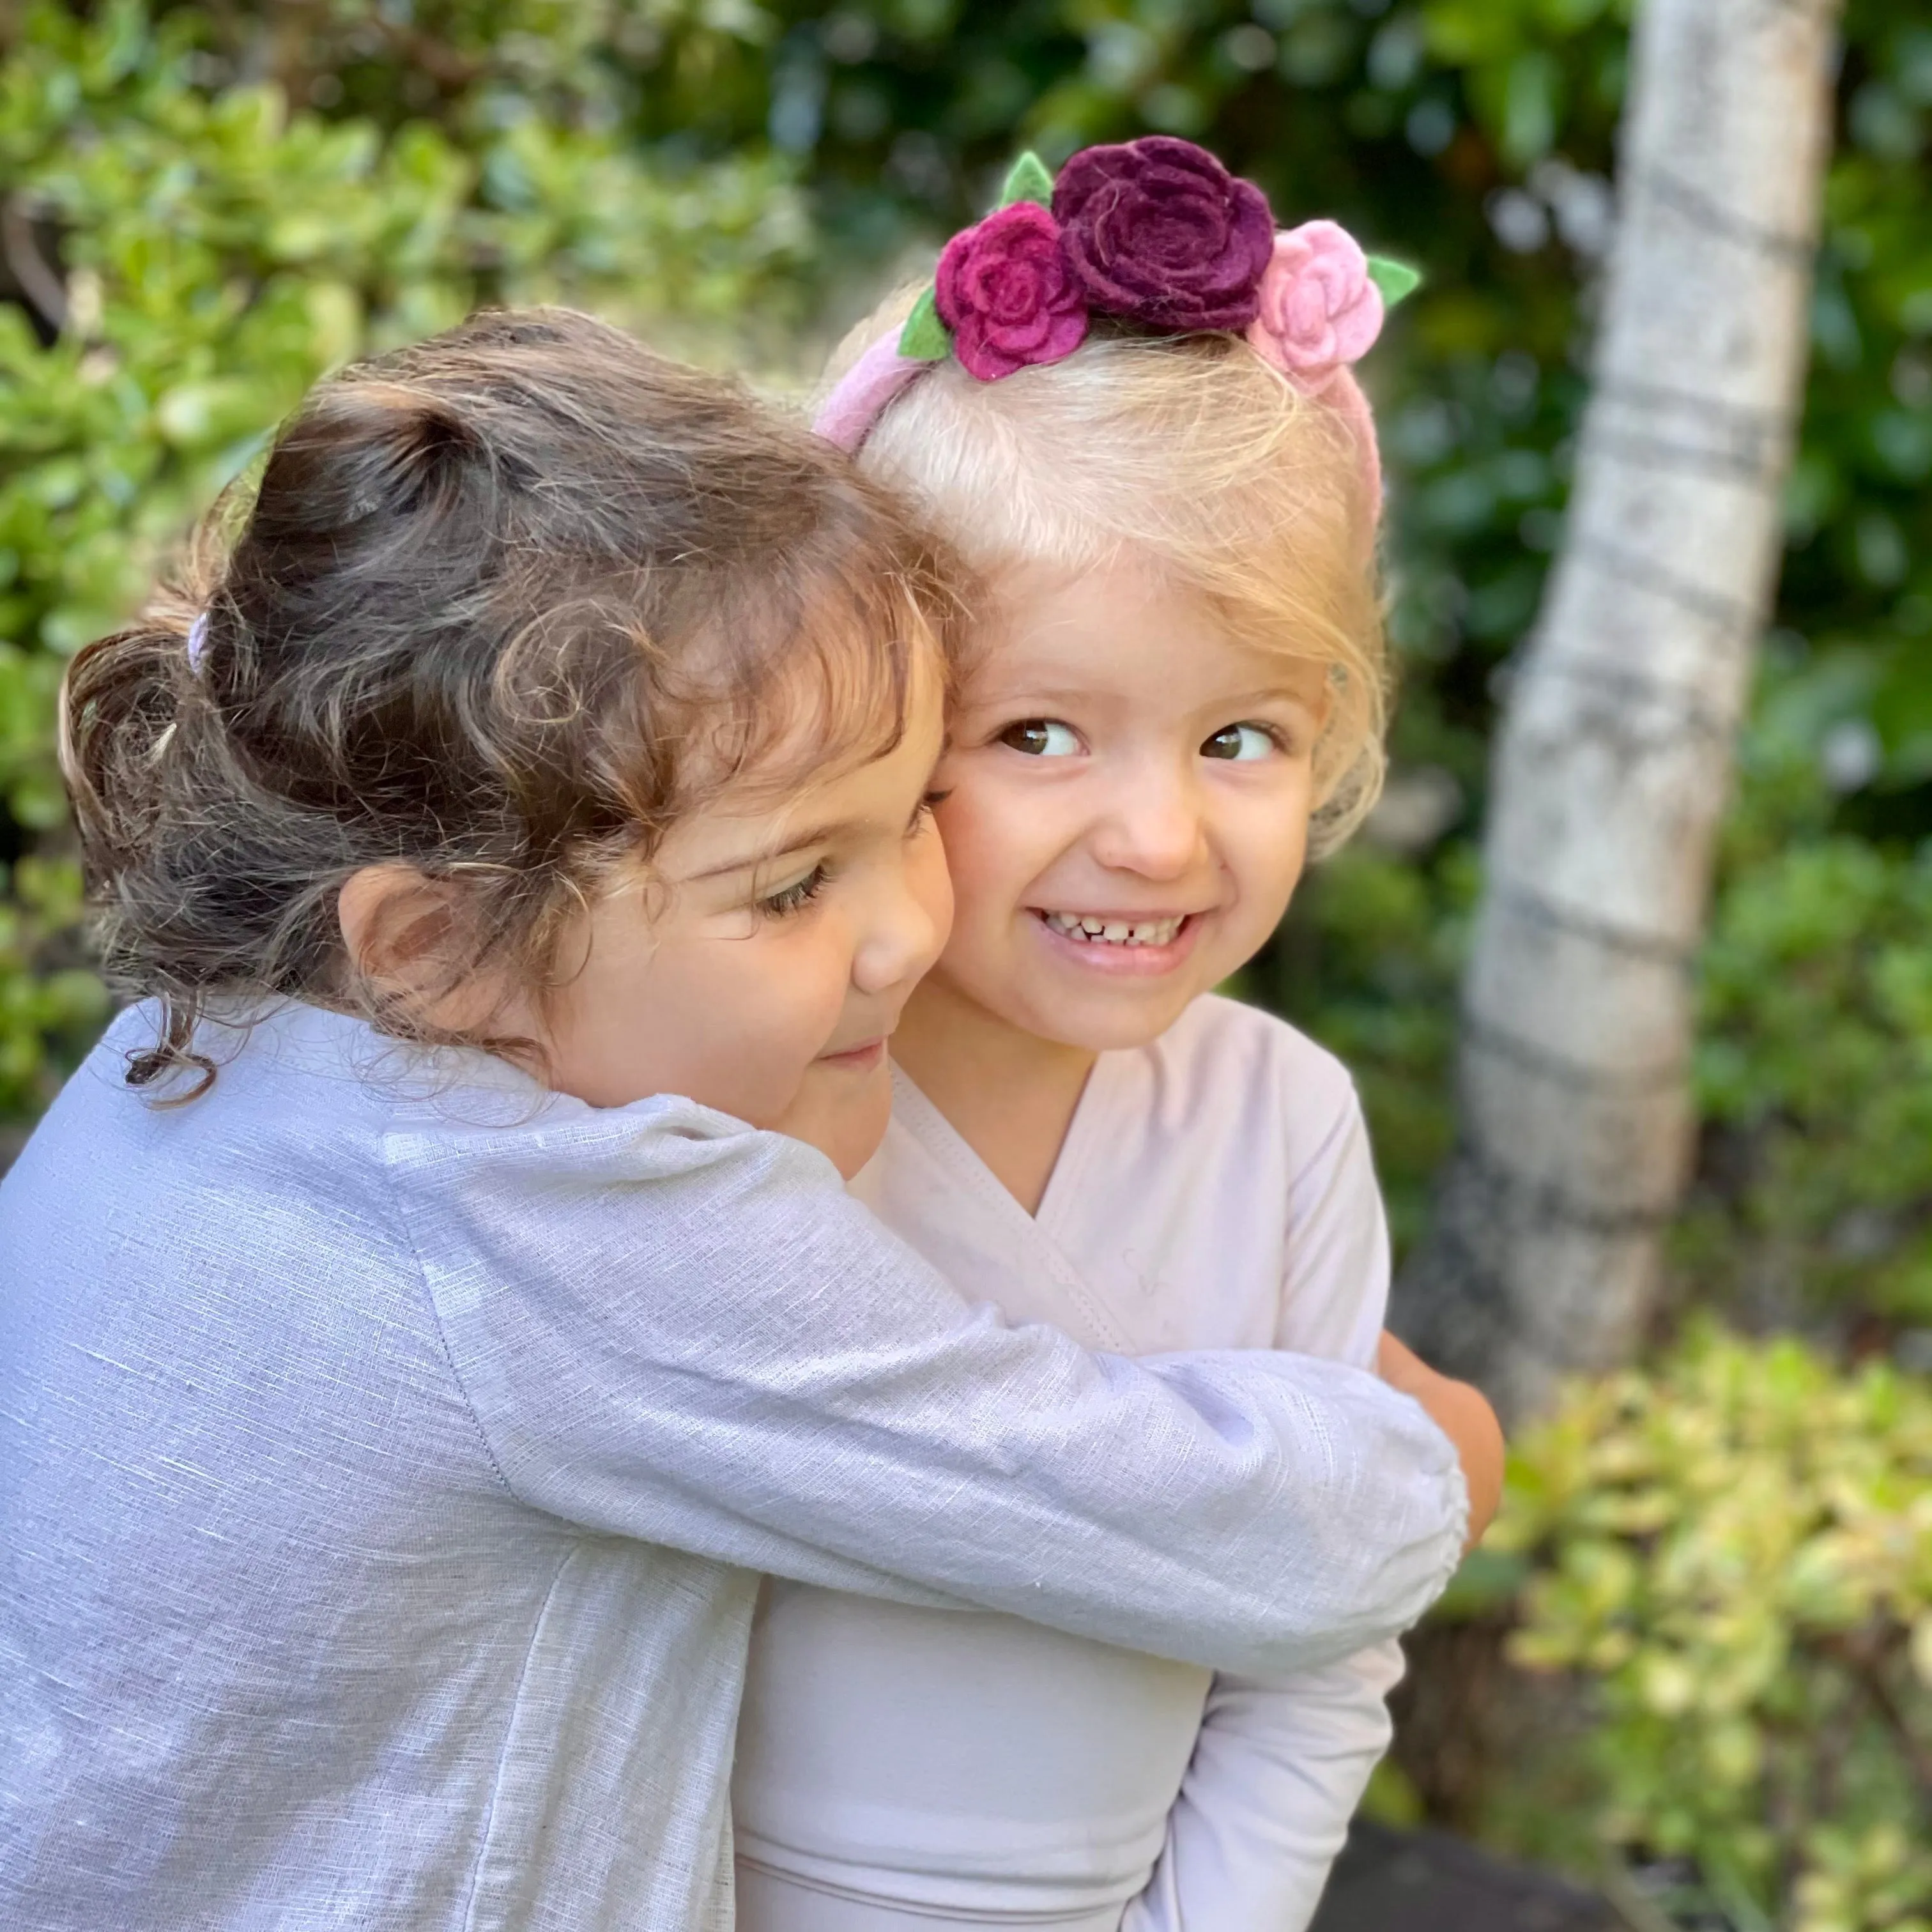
[755,790,948,920]
[758,865,831,919]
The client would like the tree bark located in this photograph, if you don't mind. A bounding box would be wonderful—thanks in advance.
[1392,0,1844,1422]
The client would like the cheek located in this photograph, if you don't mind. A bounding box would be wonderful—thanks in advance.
[728,930,853,1064]
[935,778,1057,924]
[551,927,848,1119]
[908,825,956,963]
[1218,785,1314,923]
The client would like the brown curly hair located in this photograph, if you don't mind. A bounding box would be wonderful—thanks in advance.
[62,308,962,1095]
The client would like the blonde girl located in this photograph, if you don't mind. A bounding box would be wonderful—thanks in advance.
[731,141,1503,1931]
[0,309,1473,1932]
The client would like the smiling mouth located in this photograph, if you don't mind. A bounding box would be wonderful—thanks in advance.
[1038,911,1194,947]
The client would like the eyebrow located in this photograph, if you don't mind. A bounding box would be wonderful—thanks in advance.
[1222,684,1326,710]
[964,683,1321,713]
[680,745,947,884]
[684,818,864,883]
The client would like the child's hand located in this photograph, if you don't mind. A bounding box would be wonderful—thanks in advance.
[1375,1331,1504,1553]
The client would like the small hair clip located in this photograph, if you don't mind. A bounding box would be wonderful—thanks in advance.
[185,612,210,675]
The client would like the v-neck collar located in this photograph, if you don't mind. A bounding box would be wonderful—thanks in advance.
[887,1052,1119,1230]
[884,1059,1136,1355]
[1034,1050,1123,1241]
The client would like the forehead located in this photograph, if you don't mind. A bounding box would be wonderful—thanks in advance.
[673,586,942,789]
[968,555,1325,707]
[661,642,945,873]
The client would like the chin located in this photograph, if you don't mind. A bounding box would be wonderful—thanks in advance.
[826,1124,889,1181]
[826,1076,894,1181]
[769,1056,894,1180]
[1023,984,1201,1055]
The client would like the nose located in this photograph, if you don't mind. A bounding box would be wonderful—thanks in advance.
[1087,756,1206,882]
[851,832,953,998]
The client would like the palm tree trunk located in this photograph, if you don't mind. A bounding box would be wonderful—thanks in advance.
[1392,0,1844,1422]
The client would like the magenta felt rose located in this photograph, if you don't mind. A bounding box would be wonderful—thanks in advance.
[934,202,1089,382]
[1246,220,1384,393]
[1050,136,1274,332]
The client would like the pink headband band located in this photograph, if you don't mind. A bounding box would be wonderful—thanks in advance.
[813,332,931,454]
[812,138,1413,516]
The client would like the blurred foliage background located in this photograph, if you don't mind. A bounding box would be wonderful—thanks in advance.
[2,1,1928,1925]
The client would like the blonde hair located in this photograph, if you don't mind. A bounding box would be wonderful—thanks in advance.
[828,289,1389,854]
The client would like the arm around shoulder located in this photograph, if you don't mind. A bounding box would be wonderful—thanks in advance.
[388,1100,1469,1675]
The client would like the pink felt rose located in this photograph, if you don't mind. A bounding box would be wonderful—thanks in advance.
[934,201,1089,382]
[1246,220,1384,394]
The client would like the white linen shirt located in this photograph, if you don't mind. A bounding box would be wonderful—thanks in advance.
[0,1001,1464,1931]
[733,997,1409,1930]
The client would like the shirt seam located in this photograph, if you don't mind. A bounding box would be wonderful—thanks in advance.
[459,1541,581,1932]
[735,1852,1144,1922]
[1281,1070,1365,1208]
[374,1138,521,1504]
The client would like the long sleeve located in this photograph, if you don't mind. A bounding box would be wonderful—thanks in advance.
[385,1089,1467,1679]
[1121,1642,1405,1932]
[1125,1087,1421,1928]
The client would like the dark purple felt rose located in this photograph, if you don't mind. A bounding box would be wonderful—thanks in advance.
[1051,136,1275,332]
[934,202,1089,381]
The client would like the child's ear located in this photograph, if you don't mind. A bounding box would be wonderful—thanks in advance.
[337,864,480,1020]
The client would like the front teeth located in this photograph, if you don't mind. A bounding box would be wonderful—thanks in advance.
[1043,911,1186,947]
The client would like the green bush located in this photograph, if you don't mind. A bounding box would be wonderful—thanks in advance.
[1492,1326,1932,1932]
[1667,652,1932,1330]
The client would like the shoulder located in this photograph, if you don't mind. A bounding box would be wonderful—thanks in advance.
[1152,994,1363,1147]
[380,1082,826,1212]
[1165,1005,1388,1361]
[378,1076,865,1303]
[0,1003,502,1478]
[1127,998,1386,1361]
[16,1000,399,1202]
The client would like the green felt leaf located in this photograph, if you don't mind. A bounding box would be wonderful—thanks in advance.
[997,150,1054,210]
[1366,255,1423,307]
[898,284,952,360]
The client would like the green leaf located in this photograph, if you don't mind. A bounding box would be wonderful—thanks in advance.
[898,285,952,361]
[997,150,1054,210]
[1367,255,1423,307]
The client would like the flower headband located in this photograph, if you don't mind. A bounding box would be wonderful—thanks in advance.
[814,135,1418,503]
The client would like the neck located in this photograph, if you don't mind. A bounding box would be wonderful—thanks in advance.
[891,974,1096,1217]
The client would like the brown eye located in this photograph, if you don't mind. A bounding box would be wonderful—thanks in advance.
[999,720,1080,756]
[1202,724,1276,762]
